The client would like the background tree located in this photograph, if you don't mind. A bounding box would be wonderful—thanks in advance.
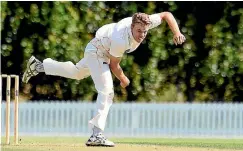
[1,1,243,102]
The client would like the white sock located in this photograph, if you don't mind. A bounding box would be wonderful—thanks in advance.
[93,126,102,136]
[35,59,45,72]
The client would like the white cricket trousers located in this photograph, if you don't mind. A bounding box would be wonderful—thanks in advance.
[42,42,114,131]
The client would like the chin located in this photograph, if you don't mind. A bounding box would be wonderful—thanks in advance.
[137,39,143,43]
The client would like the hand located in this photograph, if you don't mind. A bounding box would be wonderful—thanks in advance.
[120,76,130,88]
[173,33,186,45]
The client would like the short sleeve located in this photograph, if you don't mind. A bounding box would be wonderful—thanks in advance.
[149,14,162,29]
[109,17,132,58]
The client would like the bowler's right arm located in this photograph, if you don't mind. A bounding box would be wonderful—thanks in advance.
[109,55,130,88]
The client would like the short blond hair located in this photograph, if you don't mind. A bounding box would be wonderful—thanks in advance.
[132,13,151,26]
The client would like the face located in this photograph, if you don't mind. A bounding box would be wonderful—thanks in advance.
[131,23,149,43]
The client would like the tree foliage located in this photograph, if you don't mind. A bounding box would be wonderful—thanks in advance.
[1,1,243,102]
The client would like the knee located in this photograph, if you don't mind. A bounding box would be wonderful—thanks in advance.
[100,87,114,98]
[74,68,90,80]
[98,87,114,106]
[98,91,114,111]
[102,89,114,101]
[69,72,80,80]
[72,74,82,80]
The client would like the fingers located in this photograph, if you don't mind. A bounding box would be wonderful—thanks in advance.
[120,82,128,88]
[173,37,178,45]
[174,35,186,45]
[120,78,130,88]
[180,35,186,44]
[120,82,125,88]
[178,36,182,44]
[177,36,183,45]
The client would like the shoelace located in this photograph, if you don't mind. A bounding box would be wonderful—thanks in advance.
[96,134,107,140]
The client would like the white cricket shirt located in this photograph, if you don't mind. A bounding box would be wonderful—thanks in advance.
[88,14,162,58]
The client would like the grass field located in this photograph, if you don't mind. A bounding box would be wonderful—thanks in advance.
[1,137,243,151]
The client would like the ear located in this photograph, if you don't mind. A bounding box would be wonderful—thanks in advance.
[131,23,135,29]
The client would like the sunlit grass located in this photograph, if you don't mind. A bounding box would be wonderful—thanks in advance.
[1,137,243,151]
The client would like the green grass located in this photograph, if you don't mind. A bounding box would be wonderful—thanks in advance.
[1,137,243,151]
[114,138,243,150]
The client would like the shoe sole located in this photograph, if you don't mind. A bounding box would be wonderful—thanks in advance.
[86,143,115,147]
[22,56,36,83]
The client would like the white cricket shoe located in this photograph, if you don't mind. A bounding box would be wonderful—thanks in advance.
[86,133,115,147]
[22,56,40,83]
